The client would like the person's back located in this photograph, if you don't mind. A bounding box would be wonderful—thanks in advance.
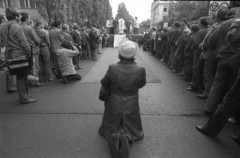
[106,62,146,94]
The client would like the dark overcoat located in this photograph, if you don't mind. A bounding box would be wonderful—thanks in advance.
[99,60,146,141]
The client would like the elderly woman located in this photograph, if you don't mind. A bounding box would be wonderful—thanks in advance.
[98,40,146,158]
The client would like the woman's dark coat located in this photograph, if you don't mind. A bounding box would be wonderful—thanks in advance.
[99,60,146,141]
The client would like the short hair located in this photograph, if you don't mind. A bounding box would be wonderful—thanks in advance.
[173,21,181,28]
[200,17,208,27]
[35,21,42,27]
[5,7,20,21]
[216,9,228,21]
[62,23,69,31]
[73,24,79,30]
[190,24,200,33]
[61,40,73,50]
[20,12,29,22]
[182,18,188,25]
[54,20,62,27]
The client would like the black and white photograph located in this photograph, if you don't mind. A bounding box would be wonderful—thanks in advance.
[0,0,240,158]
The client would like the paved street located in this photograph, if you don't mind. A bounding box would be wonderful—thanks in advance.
[0,47,240,158]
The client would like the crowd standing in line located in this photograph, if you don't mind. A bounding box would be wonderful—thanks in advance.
[0,7,108,104]
[140,7,240,145]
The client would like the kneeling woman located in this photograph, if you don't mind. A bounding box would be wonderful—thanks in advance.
[98,40,146,158]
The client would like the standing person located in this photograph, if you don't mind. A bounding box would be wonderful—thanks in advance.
[183,24,199,82]
[89,27,99,61]
[35,21,54,82]
[155,27,162,58]
[0,14,17,93]
[0,7,36,104]
[109,17,114,34]
[106,18,110,34]
[159,28,168,61]
[49,20,65,77]
[150,27,157,55]
[197,10,227,99]
[195,7,240,138]
[20,12,43,86]
[70,24,82,69]
[186,17,208,92]
[61,24,74,43]
[80,27,91,60]
[168,21,182,69]
[134,17,139,34]
[113,17,119,34]
[118,17,125,34]
[98,40,146,158]
[125,18,131,34]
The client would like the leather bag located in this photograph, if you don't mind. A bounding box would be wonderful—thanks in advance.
[5,23,30,75]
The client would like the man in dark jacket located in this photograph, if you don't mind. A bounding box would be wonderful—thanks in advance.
[196,8,240,138]
[70,24,82,69]
[20,12,43,86]
[186,17,208,92]
[168,21,182,69]
[35,21,53,82]
[197,10,228,99]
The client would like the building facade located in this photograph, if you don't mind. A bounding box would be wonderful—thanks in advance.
[150,0,169,28]
[0,0,42,21]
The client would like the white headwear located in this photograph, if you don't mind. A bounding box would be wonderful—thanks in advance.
[118,40,138,59]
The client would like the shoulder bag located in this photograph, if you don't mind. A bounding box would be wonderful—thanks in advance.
[5,23,31,75]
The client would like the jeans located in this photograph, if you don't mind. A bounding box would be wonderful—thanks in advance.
[203,67,240,137]
[16,71,30,103]
[205,59,239,112]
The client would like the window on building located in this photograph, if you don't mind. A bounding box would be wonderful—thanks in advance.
[163,6,168,12]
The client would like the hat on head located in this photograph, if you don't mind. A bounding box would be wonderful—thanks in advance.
[118,40,138,59]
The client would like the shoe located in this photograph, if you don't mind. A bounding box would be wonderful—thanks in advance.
[228,118,237,124]
[7,88,17,93]
[109,133,120,158]
[188,82,193,85]
[204,110,213,116]
[195,125,209,136]
[62,77,68,84]
[21,98,37,104]
[186,87,197,91]
[171,70,177,73]
[197,93,208,99]
[119,134,130,158]
[97,52,102,54]
[34,82,44,87]
[232,134,240,145]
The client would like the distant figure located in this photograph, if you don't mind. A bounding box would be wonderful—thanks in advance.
[125,18,131,34]
[113,17,119,34]
[106,18,111,34]
[134,17,139,34]
[118,18,125,34]
[109,17,114,34]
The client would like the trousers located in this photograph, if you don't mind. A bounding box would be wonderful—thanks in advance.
[203,67,240,136]
[205,59,239,112]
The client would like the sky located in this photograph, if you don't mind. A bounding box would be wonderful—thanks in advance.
[109,0,153,22]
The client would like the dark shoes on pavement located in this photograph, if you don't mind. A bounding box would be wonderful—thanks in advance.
[195,125,209,136]
[197,93,208,99]
[7,87,17,93]
[186,87,197,91]
[21,98,37,104]
[232,134,240,145]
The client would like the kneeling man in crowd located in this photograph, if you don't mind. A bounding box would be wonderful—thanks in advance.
[56,40,81,83]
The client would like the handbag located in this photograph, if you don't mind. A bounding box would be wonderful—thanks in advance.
[5,23,30,75]
[99,86,110,102]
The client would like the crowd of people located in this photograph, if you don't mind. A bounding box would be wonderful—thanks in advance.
[0,7,109,104]
[140,7,240,145]
[106,16,139,35]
